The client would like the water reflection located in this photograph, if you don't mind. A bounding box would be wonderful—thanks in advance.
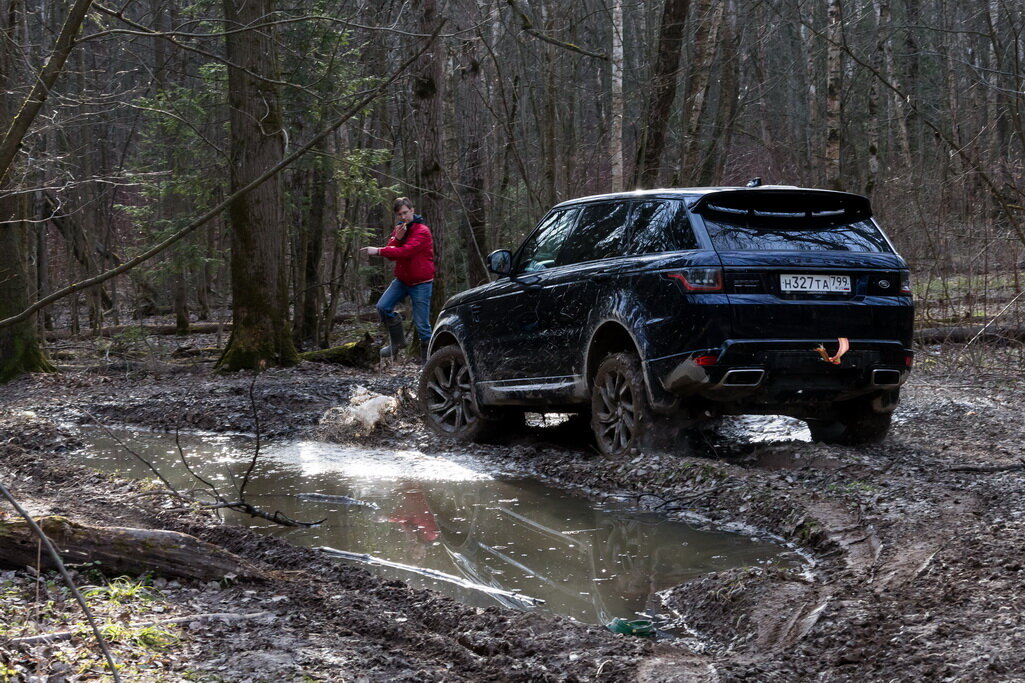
[72,430,800,625]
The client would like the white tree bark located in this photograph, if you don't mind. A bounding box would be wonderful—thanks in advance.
[610,0,625,191]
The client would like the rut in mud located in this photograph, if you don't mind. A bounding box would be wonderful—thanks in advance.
[1,359,1025,680]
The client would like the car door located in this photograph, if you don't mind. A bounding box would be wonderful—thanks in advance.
[539,201,633,379]
[470,207,580,381]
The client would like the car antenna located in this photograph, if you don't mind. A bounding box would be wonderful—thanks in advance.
[745,177,762,187]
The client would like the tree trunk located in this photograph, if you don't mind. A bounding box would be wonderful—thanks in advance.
[454,3,490,287]
[681,0,723,184]
[698,2,738,186]
[609,0,625,191]
[412,0,447,323]
[217,0,298,370]
[296,149,328,349]
[633,0,689,189]
[0,0,54,383]
[825,0,843,190]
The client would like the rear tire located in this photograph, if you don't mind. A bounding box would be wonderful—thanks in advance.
[591,352,652,456]
[420,346,493,442]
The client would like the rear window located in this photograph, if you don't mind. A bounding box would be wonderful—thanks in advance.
[702,217,892,253]
[628,200,698,253]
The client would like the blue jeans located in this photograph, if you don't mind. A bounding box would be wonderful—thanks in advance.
[376,279,433,343]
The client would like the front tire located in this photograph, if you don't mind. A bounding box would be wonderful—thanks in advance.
[420,345,492,441]
[591,352,652,456]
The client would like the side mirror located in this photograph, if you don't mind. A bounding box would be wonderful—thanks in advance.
[486,249,512,276]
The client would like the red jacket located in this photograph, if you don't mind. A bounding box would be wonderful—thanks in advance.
[380,219,435,285]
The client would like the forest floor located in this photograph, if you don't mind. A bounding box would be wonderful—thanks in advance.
[1,336,1025,681]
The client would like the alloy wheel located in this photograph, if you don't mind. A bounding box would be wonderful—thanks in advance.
[594,366,637,454]
[424,353,479,434]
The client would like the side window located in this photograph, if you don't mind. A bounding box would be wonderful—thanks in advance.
[557,202,630,266]
[629,200,698,253]
[515,208,579,273]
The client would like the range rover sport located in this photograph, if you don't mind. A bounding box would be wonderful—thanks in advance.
[419,186,914,455]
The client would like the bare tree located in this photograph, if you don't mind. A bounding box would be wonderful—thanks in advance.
[633,0,689,188]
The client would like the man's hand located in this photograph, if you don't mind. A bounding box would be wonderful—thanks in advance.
[359,246,380,258]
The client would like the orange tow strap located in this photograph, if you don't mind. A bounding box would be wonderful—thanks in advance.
[815,337,850,365]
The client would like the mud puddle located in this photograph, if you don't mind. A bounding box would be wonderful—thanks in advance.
[72,428,802,626]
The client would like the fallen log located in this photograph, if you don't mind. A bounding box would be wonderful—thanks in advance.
[0,516,260,581]
[298,332,377,368]
[914,324,1025,346]
[45,322,231,341]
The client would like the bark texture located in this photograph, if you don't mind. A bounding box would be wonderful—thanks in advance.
[633,0,689,188]
[217,0,298,371]
[0,0,54,382]
[0,516,259,580]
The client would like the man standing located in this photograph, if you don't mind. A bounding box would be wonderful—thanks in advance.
[360,197,435,363]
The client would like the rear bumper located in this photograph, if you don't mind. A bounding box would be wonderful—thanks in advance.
[655,338,911,403]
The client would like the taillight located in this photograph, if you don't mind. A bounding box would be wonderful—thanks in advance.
[666,267,723,292]
[904,353,914,367]
[900,272,913,296]
[694,354,719,366]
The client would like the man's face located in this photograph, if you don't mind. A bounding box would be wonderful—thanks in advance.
[395,206,414,224]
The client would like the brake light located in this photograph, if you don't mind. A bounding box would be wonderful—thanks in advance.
[694,354,719,366]
[900,272,913,295]
[905,353,914,367]
[666,267,723,292]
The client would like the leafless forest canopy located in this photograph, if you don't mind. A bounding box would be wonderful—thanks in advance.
[2,0,1024,369]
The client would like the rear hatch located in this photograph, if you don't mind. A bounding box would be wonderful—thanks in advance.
[690,189,912,346]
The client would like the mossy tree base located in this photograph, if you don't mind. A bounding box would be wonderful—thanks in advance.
[215,324,300,372]
[0,331,55,383]
[298,333,376,368]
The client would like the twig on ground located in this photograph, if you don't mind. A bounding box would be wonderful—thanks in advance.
[946,458,1025,474]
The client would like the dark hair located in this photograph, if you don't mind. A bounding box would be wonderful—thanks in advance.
[393,197,414,213]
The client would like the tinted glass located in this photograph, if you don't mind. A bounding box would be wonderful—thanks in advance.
[515,208,579,273]
[702,218,891,253]
[557,203,629,265]
[629,201,698,253]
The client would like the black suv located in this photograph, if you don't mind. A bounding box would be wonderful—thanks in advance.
[419,186,914,454]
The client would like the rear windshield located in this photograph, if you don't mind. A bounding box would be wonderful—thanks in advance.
[702,217,892,253]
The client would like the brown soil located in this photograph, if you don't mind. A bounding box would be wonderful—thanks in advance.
[1,354,1024,681]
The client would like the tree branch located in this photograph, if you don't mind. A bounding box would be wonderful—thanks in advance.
[0,0,96,185]
[0,22,444,332]
[504,0,607,60]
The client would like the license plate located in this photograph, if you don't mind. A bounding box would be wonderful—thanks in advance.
[780,274,850,293]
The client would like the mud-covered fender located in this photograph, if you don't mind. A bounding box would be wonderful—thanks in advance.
[427,311,480,376]
[585,289,678,413]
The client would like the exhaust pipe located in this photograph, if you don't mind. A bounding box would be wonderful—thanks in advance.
[871,368,902,387]
[720,369,765,387]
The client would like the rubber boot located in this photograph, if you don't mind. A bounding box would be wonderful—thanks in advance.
[419,344,429,365]
[380,314,407,359]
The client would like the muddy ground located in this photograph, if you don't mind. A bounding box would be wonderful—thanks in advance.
[1,346,1024,681]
